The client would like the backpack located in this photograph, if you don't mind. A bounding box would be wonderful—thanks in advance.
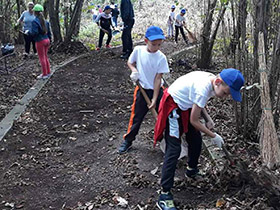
[1,44,15,56]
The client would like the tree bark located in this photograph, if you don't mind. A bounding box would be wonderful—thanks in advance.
[49,0,62,43]
[197,0,217,68]
[198,0,228,68]
[65,0,84,42]
[269,25,280,106]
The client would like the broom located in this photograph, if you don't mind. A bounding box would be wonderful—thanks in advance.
[184,26,197,44]
[257,32,280,169]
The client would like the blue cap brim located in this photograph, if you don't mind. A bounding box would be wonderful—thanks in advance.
[147,35,165,41]
[230,88,242,102]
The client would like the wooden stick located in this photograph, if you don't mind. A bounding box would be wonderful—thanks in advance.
[136,80,158,120]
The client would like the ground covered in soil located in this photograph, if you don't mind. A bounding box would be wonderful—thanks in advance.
[0,40,279,210]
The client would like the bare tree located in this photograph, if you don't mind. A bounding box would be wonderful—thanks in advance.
[65,0,84,42]
[197,0,229,68]
[49,0,62,43]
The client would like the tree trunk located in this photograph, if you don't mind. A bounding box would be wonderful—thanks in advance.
[258,32,280,169]
[269,25,280,106]
[198,0,228,68]
[65,0,84,42]
[197,0,217,68]
[49,0,62,43]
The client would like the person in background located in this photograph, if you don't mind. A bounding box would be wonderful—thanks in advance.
[118,26,169,154]
[120,0,134,59]
[95,5,115,50]
[17,2,37,57]
[92,8,98,22]
[97,5,102,15]
[167,5,176,39]
[111,4,120,27]
[174,8,188,45]
[28,4,52,79]
[154,69,245,210]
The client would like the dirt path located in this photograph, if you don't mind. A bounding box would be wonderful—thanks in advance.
[0,42,273,210]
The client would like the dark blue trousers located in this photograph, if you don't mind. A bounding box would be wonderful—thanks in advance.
[24,34,36,54]
[124,87,163,142]
[161,109,202,192]
[98,28,112,48]
[121,18,134,54]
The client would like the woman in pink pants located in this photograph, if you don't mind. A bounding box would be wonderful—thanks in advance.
[29,4,52,79]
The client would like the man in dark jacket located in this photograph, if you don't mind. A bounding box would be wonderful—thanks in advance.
[120,0,134,59]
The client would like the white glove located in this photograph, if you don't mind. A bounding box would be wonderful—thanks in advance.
[211,133,224,148]
[130,72,139,82]
[24,30,29,35]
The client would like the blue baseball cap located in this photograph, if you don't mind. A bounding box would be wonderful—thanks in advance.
[181,9,186,14]
[220,68,245,102]
[145,26,165,41]
[171,5,176,9]
[104,5,111,10]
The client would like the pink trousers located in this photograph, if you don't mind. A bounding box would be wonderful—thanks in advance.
[36,39,50,76]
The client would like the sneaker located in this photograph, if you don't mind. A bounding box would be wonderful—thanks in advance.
[37,74,43,79]
[120,53,130,59]
[96,47,100,51]
[118,140,132,154]
[37,74,49,80]
[185,167,202,178]
[23,52,29,58]
[42,74,50,79]
[157,191,177,210]
[105,44,111,48]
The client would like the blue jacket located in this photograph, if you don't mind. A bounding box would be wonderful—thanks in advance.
[30,17,52,42]
[120,0,134,22]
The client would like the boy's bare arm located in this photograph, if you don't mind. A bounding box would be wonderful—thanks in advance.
[149,73,162,109]
[201,108,215,130]
[127,61,137,72]
[190,104,215,138]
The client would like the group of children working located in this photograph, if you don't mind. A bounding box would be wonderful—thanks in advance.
[167,5,189,44]
[95,4,190,53]
[18,2,51,79]
[118,23,244,210]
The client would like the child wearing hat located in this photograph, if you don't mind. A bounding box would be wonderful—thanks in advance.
[167,5,176,39]
[175,8,188,44]
[118,26,170,154]
[95,5,115,50]
[154,68,245,210]
[28,4,52,79]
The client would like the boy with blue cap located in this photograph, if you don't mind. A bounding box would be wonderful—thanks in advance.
[154,68,245,210]
[167,5,176,39]
[175,8,188,44]
[95,5,115,50]
[118,26,170,154]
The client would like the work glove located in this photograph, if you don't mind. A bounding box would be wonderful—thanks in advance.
[130,71,139,83]
[24,30,29,35]
[211,133,224,148]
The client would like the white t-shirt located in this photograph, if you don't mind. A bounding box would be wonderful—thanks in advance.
[175,14,186,27]
[167,11,175,24]
[128,46,169,90]
[168,71,216,110]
